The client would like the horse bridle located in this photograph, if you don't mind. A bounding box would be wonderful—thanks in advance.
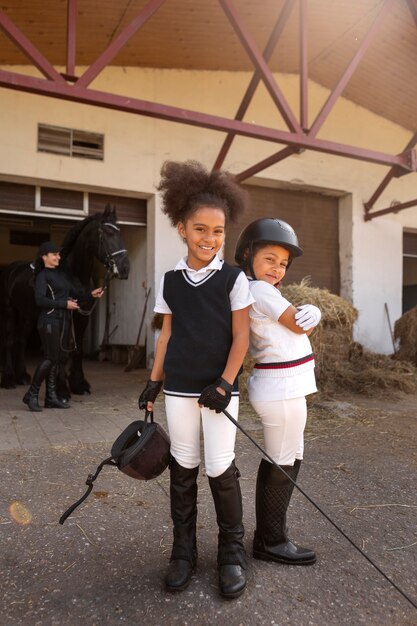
[76,221,126,320]
[99,221,128,277]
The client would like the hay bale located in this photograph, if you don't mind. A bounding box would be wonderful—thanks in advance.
[394,306,417,365]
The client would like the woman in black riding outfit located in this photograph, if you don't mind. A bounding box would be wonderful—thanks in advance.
[23,241,103,412]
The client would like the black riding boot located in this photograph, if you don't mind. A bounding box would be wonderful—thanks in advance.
[165,457,199,592]
[253,459,316,565]
[45,365,70,409]
[22,360,52,412]
[208,461,247,599]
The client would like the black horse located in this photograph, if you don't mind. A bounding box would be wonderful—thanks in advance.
[0,205,130,395]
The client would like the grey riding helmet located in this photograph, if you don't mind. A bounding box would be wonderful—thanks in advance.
[234,218,303,274]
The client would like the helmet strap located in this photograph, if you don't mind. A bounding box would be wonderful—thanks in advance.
[247,241,257,280]
[59,455,117,524]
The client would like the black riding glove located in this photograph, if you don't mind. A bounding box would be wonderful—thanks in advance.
[138,379,163,410]
[198,377,233,413]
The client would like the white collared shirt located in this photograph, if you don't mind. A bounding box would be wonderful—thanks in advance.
[155,254,254,313]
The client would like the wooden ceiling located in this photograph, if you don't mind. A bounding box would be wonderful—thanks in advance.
[0,0,416,131]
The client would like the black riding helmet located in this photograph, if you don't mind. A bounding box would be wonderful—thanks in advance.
[111,416,170,481]
[234,217,303,278]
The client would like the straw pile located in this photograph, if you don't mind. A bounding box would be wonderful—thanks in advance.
[394,306,417,365]
[279,278,417,396]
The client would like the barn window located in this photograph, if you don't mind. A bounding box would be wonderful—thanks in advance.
[37,186,88,216]
[37,124,104,160]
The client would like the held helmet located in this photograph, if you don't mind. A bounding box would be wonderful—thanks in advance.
[111,414,170,480]
[234,218,303,265]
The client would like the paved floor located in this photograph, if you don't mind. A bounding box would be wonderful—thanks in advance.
[0,360,150,451]
[1,360,416,625]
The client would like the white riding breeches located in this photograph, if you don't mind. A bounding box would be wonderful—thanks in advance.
[164,395,239,478]
[249,397,307,466]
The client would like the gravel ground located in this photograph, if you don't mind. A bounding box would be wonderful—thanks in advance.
[1,362,416,625]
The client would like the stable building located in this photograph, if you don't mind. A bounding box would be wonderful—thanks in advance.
[1,0,417,360]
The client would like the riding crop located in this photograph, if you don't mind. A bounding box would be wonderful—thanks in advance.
[222,408,417,611]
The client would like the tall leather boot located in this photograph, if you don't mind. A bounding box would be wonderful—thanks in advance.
[165,457,199,592]
[253,458,316,565]
[22,359,52,412]
[45,365,70,409]
[208,461,247,599]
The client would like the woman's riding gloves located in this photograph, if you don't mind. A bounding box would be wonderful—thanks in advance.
[295,304,321,331]
[198,377,233,413]
[138,379,163,409]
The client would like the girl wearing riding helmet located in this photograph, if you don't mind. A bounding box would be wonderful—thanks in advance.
[138,160,253,599]
[235,218,321,566]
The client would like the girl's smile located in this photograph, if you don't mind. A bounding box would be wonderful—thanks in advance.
[252,244,290,286]
[178,207,226,270]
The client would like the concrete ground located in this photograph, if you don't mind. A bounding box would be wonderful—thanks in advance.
[1,360,416,626]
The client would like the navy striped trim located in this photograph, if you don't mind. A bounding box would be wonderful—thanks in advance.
[181,269,216,287]
[254,354,314,369]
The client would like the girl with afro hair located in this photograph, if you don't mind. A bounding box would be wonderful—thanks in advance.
[139,160,253,599]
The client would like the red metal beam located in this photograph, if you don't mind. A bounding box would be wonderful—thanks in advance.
[364,130,417,213]
[213,0,294,170]
[299,0,308,131]
[363,170,396,212]
[309,0,394,137]
[235,146,297,182]
[0,68,414,172]
[363,0,417,219]
[218,0,302,135]
[365,198,417,221]
[0,10,65,82]
[76,0,167,88]
[66,0,77,78]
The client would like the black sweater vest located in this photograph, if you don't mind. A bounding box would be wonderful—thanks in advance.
[163,262,242,396]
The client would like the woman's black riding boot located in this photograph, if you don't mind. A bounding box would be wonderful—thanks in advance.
[165,457,199,592]
[22,359,52,412]
[253,458,316,565]
[45,365,70,409]
[208,461,247,599]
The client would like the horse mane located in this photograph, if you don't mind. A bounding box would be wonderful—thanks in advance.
[60,205,118,262]
[60,214,97,260]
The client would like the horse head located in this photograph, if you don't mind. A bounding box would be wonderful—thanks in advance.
[96,205,130,280]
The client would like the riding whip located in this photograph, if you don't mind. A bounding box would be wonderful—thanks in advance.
[222,409,417,611]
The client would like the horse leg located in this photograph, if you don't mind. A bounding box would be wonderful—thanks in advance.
[14,313,35,385]
[56,359,71,401]
[0,305,18,388]
[68,314,91,395]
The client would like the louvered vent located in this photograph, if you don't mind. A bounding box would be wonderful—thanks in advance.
[38,124,104,160]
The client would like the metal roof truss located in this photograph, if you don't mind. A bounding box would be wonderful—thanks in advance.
[0,0,416,220]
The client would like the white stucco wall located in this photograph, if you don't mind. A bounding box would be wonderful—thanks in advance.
[1,66,416,354]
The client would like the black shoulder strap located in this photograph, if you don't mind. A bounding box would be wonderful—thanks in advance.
[59,456,117,525]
